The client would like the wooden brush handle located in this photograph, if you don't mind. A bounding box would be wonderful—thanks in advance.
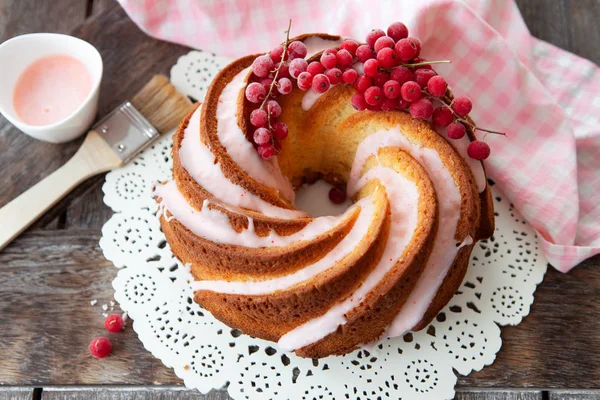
[0,131,122,251]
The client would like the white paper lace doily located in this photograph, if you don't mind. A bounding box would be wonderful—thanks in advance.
[100,50,547,400]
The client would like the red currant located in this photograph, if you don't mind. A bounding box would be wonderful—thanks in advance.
[383,80,401,99]
[270,45,285,63]
[278,62,290,78]
[307,61,325,76]
[342,69,358,84]
[329,187,347,204]
[250,109,268,127]
[451,95,473,117]
[354,75,372,93]
[104,314,124,333]
[364,86,384,106]
[336,49,353,67]
[258,144,276,159]
[395,38,417,61]
[374,36,395,54]
[245,82,267,103]
[380,98,397,111]
[363,59,380,77]
[340,39,359,55]
[252,55,274,78]
[432,107,454,127]
[408,37,421,57]
[397,97,410,110]
[390,66,413,85]
[373,71,390,87]
[277,77,292,94]
[377,47,398,68]
[409,98,433,120]
[272,122,289,140]
[288,41,308,59]
[297,72,313,90]
[265,100,281,118]
[467,140,490,160]
[89,337,112,359]
[414,69,436,88]
[355,45,374,62]
[366,29,386,48]
[326,68,342,84]
[447,122,466,139]
[351,93,368,111]
[320,50,337,69]
[427,75,447,97]
[289,58,308,78]
[387,22,409,41]
[253,127,271,145]
[260,78,274,94]
[312,74,331,93]
[400,81,422,102]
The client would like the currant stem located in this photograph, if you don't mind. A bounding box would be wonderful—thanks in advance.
[260,19,292,111]
[402,60,451,68]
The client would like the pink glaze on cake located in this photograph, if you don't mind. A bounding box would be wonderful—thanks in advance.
[13,54,92,126]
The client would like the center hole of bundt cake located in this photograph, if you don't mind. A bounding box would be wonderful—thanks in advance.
[295,179,352,217]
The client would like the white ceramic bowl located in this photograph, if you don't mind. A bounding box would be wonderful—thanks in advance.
[0,33,103,143]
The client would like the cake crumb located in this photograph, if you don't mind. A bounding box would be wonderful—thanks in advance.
[90,299,97,306]
[102,313,108,318]
[101,304,108,311]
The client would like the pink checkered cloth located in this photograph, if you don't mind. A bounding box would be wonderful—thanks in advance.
[118,0,600,273]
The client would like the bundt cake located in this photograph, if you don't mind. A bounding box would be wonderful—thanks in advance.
[154,25,495,358]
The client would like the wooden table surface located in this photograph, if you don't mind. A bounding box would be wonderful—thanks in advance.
[0,0,598,399]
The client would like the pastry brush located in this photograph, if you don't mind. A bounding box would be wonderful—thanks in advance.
[0,75,192,251]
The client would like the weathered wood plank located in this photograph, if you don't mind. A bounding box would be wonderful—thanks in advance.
[90,0,117,17]
[455,390,542,400]
[515,0,600,65]
[41,387,230,400]
[0,230,598,387]
[0,387,34,400]
[549,391,600,400]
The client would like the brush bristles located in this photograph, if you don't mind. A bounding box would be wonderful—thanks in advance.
[131,75,193,133]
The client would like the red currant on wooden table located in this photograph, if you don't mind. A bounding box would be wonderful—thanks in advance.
[89,337,112,359]
[104,314,124,333]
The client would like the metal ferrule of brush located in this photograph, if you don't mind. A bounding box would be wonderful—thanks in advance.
[92,101,160,164]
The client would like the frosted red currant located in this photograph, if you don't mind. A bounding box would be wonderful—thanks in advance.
[377,47,398,69]
[297,72,313,91]
[336,49,353,67]
[390,66,413,85]
[258,144,276,160]
[447,122,466,139]
[467,140,490,160]
[427,75,447,97]
[397,97,410,110]
[374,71,390,87]
[289,58,308,78]
[245,82,267,103]
[374,36,395,54]
[288,40,308,59]
[383,80,401,99]
[363,59,380,77]
[326,68,343,84]
[355,45,374,62]
[351,93,368,111]
[432,107,454,127]
[265,100,281,118]
[307,61,325,76]
[342,68,358,84]
[380,98,397,111]
[250,109,268,127]
[451,95,473,117]
[395,38,417,61]
[414,69,436,88]
[354,75,372,93]
[400,81,422,102]
[277,77,293,94]
[312,74,331,93]
[252,55,274,78]
[104,314,124,333]
[278,62,290,78]
[409,98,433,120]
[272,122,289,140]
[320,50,337,69]
[366,28,386,48]
[387,21,409,41]
[260,78,274,94]
[408,37,421,57]
[329,187,347,204]
[270,45,285,63]
[253,127,271,145]
[340,39,359,55]
[89,337,112,359]
[365,86,384,106]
